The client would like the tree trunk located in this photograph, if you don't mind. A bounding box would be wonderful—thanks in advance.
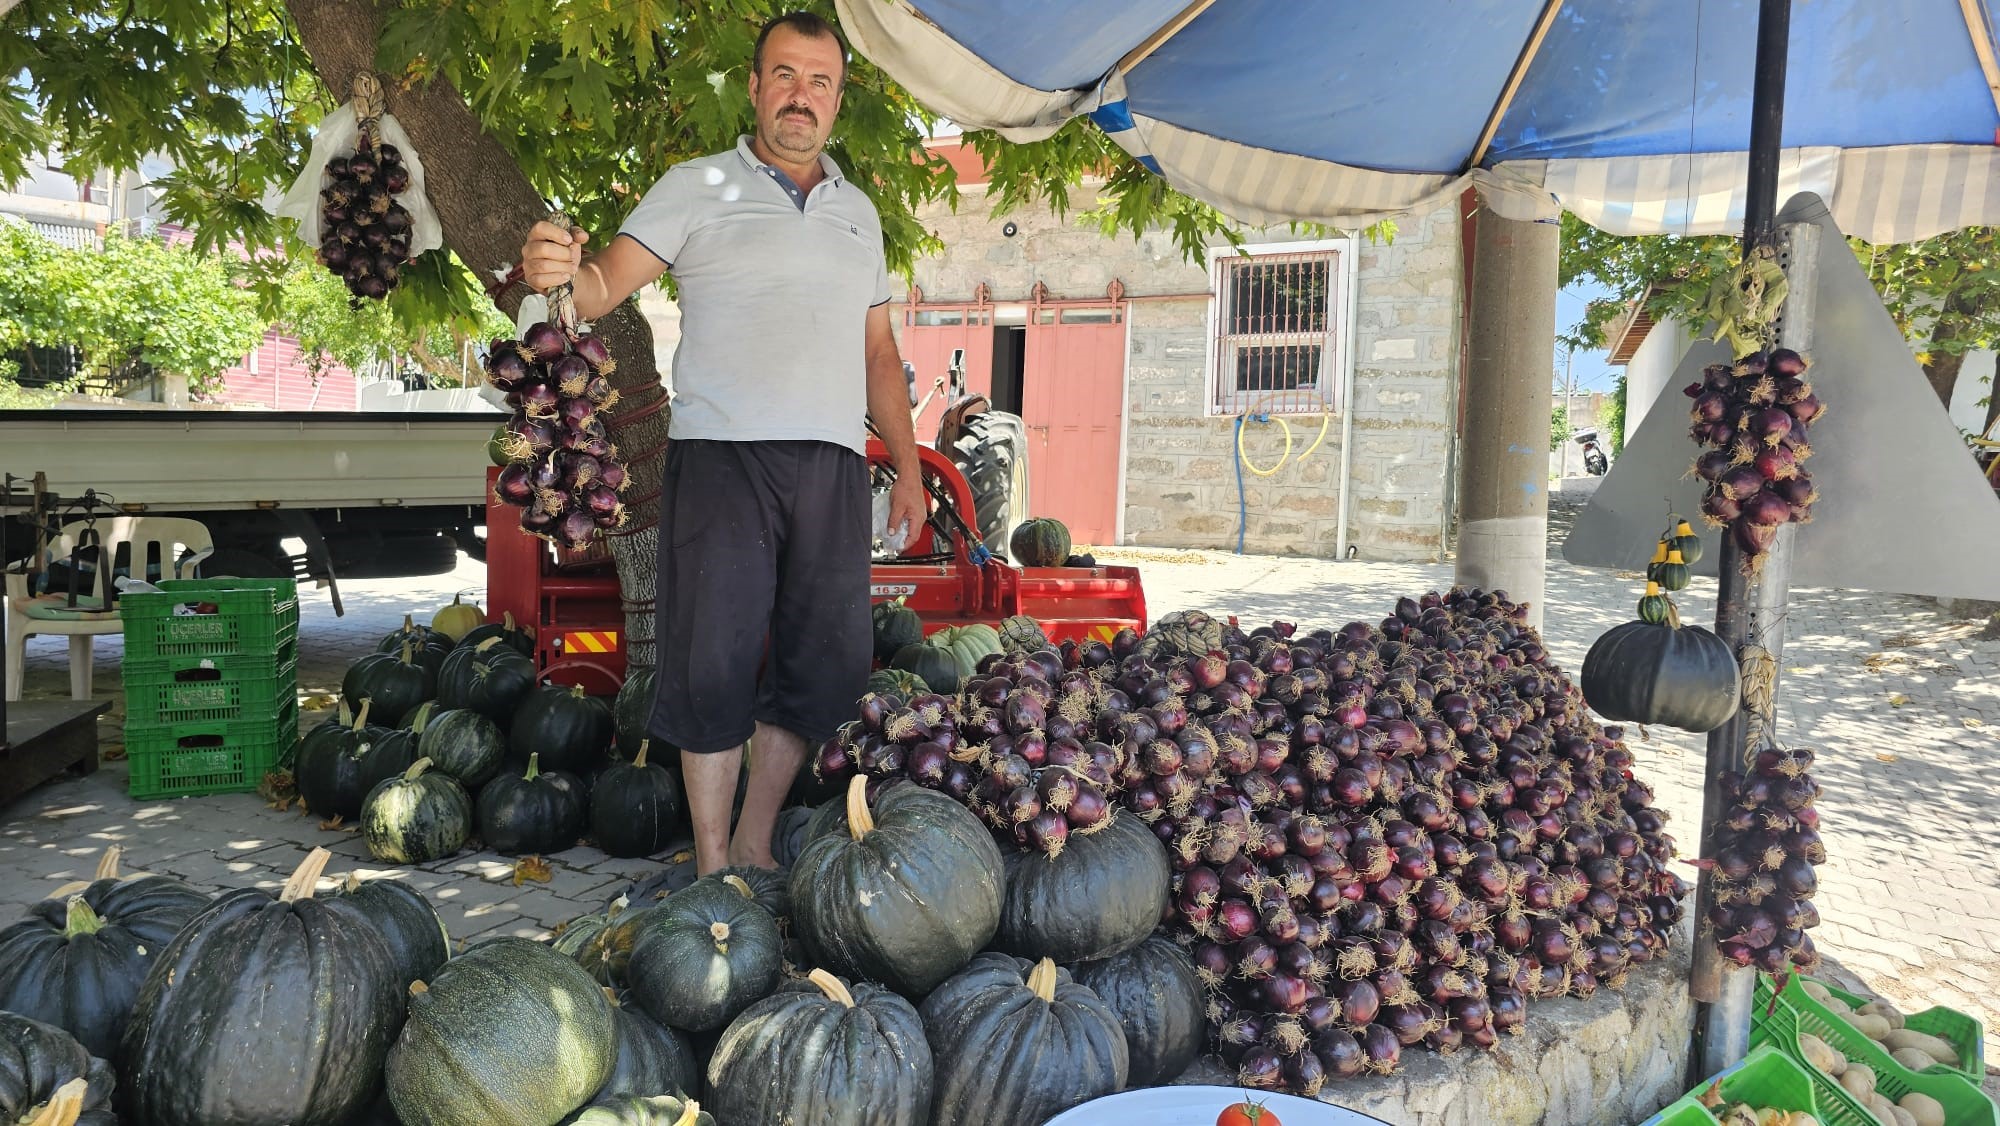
[287,0,667,670]
[1921,287,1980,410]
[1924,349,1966,409]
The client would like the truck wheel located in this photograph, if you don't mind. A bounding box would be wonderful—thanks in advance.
[199,548,291,579]
[946,410,1031,561]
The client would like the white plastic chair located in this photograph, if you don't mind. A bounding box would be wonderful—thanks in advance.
[4,516,214,700]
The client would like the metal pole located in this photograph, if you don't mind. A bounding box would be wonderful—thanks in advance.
[1689,0,1793,1083]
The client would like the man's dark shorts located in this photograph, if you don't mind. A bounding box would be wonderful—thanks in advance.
[647,438,872,754]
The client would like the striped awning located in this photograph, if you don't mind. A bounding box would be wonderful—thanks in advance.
[837,0,2000,242]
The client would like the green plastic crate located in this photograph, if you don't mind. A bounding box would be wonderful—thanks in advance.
[1782,973,1985,1086]
[1752,976,1996,1126]
[1640,1043,1828,1126]
[119,578,299,662]
[126,698,298,800]
[123,654,298,726]
[122,632,299,682]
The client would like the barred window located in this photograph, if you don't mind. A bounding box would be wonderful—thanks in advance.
[1209,248,1342,416]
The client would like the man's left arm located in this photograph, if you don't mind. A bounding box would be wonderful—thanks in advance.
[865,303,927,541]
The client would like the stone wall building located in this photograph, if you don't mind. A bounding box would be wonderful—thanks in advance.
[889,138,1463,562]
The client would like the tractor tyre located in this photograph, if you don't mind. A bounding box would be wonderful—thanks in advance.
[946,410,1031,562]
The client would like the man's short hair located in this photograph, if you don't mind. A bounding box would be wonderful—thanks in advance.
[753,11,850,84]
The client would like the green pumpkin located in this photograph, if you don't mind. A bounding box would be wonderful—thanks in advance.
[400,699,443,732]
[992,809,1169,963]
[511,683,614,775]
[437,637,537,721]
[585,989,701,1111]
[890,640,961,694]
[1581,618,1740,733]
[0,850,210,1060]
[459,610,536,658]
[0,1012,119,1126]
[626,876,783,1032]
[343,642,435,727]
[418,707,508,788]
[477,753,589,856]
[612,667,657,757]
[329,872,450,991]
[553,899,641,987]
[566,1095,713,1126]
[1068,935,1206,1087]
[996,614,1049,654]
[864,668,930,699]
[871,597,926,664]
[379,613,447,655]
[1008,517,1072,567]
[790,776,1003,997]
[362,758,473,865]
[918,953,1127,1126]
[119,849,405,1126]
[1138,609,1225,662]
[932,623,1003,679]
[295,698,411,821]
[591,740,685,859]
[705,969,934,1126]
[387,936,617,1126]
[705,866,790,925]
[285,701,355,770]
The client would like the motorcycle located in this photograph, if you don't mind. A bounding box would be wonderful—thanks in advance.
[1573,428,1609,476]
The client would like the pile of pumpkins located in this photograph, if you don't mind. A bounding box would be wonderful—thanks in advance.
[0,844,721,1125]
[0,773,1198,1126]
[299,599,684,867]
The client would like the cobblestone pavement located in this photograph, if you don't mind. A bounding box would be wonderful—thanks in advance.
[6,507,1997,1096]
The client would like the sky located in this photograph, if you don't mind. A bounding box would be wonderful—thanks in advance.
[1554,278,1620,396]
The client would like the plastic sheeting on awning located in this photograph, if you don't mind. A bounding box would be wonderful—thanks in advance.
[835,0,2000,242]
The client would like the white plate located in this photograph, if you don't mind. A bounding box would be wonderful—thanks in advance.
[1041,1085,1394,1125]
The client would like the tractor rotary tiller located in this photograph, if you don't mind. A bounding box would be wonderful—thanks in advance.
[482,444,1145,693]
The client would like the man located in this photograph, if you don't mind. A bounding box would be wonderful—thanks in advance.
[520,11,925,875]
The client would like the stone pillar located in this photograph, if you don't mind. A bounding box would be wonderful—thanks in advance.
[1454,206,1559,630]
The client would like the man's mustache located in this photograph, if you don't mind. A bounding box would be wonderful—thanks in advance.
[780,106,816,124]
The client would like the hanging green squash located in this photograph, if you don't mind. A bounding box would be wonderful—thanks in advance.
[1671,516,1706,566]
[1654,547,1691,592]
[1637,581,1674,625]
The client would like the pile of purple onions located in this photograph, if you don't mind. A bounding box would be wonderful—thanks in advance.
[1685,348,1824,573]
[487,322,628,548]
[817,591,1687,1095]
[315,142,414,301]
[1705,746,1823,980]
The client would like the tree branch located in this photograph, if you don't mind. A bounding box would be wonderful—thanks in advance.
[285,0,668,665]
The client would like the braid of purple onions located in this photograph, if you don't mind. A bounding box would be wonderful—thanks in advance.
[1683,348,1823,575]
[315,136,415,302]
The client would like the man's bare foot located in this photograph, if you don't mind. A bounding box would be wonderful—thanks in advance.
[726,843,780,870]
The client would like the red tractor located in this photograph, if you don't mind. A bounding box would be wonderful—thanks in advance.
[484,373,1146,693]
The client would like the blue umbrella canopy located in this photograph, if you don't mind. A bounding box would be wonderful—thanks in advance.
[837,0,2000,240]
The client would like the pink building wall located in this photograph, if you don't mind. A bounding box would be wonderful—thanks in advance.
[212,329,359,410]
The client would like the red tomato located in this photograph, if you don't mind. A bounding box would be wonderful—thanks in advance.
[1217,1100,1281,1126]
